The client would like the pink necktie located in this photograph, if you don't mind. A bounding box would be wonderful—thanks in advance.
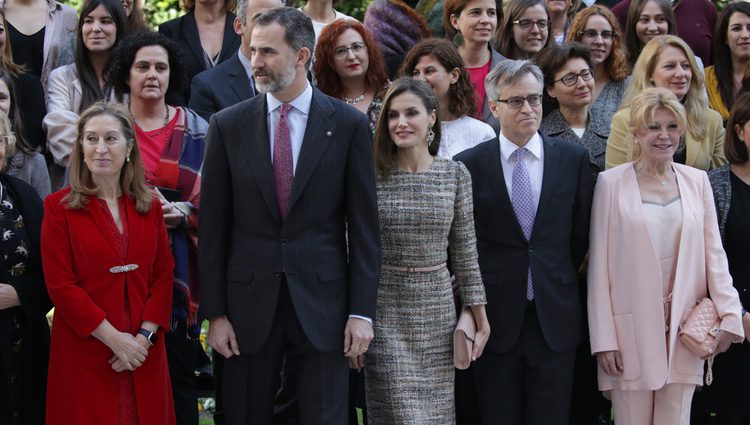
[273,104,293,218]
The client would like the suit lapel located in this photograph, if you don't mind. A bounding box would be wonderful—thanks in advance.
[287,91,336,213]
[531,135,559,241]
[245,97,281,222]
[183,13,206,72]
[86,199,123,259]
[227,55,253,102]
[482,141,527,240]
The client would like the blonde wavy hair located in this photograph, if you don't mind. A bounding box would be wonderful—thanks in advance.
[628,87,687,161]
[621,35,707,143]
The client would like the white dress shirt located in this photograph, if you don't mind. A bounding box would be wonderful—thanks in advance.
[267,82,313,173]
[498,131,544,210]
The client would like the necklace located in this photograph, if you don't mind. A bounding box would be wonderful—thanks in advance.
[342,90,367,105]
[130,103,170,136]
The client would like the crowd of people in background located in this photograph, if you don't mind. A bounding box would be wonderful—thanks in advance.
[1,0,750,424]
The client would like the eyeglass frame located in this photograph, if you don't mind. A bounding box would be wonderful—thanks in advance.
[333,42,367,59]
[512,19,550,31]
[553,69,595,87]
[495,93,543,108]
[0,135,16,148]
[578,29,618,40]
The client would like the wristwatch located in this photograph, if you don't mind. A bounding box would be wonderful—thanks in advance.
[137,328,158,346]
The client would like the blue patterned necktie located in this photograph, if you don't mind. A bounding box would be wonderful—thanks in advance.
[511,147,536,300]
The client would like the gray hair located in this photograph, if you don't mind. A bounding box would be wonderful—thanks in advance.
[236,0,248,23]
[484,59,544,102]
[254,7,315,68]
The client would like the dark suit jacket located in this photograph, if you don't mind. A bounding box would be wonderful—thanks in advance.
[199,88,381,354]
[158,11,241,106]
[189,52,255,122]
[454,134,592,353]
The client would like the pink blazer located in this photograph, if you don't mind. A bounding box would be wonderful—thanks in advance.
[588,163,744,390]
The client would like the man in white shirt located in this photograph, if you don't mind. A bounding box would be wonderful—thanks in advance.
[455,59,593,425]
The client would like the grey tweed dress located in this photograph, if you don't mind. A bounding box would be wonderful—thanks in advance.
[364,157,486,424]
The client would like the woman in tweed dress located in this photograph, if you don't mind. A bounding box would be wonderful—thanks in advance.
[364,77,490,424]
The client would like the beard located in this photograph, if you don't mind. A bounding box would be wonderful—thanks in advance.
[254,61,297,94]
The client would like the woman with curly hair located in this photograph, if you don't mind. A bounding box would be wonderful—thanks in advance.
[705,2,750,122]
[567,5,631,128]
[606,35,726,171]
[43,0,128,190]
[444,0,503,132]
[400,38,496,158]
[314,19,389,132]
[108,31,208,425]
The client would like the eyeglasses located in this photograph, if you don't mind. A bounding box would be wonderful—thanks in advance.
[553,69,594,86]
[496,94,543,108]
[0,135,15,148]
[512,19,549,31]
[578,29,617,40]
[333,42,366,59]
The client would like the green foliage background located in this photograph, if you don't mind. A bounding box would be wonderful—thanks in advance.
[61,0,370,28]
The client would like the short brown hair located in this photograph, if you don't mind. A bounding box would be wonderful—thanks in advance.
[374,77,441,178]
[725,92,750,164]
[534,42,594,108]
[64,102,152,213]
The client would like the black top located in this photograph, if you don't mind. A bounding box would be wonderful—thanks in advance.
[11,72,47,151]
[726,171,750,308]
[7,23,45,79]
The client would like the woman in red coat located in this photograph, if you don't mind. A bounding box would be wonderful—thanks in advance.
[41,101,176,425]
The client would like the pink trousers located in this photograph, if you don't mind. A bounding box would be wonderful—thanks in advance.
[611,384,696,425]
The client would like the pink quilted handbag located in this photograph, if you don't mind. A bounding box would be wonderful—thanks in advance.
[679,298,720,385]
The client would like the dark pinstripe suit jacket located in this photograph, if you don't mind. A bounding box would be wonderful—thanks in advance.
[199,88,381,354]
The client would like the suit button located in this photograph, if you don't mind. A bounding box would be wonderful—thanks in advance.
[274,269,281,278]
[282,239,288,245]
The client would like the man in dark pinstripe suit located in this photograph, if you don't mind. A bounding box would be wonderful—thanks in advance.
[198,8,381,425]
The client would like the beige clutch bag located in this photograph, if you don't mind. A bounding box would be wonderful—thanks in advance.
[679,298,720,385]
[454,308,476,370]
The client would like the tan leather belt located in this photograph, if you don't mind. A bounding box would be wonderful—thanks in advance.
[382,263,446,273]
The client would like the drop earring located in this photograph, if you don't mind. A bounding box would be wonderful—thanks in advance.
[427,127,435,146]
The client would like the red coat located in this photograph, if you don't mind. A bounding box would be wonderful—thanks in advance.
[41,189,176,425]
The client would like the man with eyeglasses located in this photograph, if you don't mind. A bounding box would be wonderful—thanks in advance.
[454,59,593,425]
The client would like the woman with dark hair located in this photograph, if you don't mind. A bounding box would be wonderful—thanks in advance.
[43,0,128,190]
[400,38,495,158]
[705,2,750,122]
[538,43,608,181]
[494,0,554,60]
[708,92,750,425]
[158,0,240,105]
[365,76,489,424]
[314,19,389,131]
[444,0,503,132]
[0,112,51,425]
[108,30,208,425]
[121,0,150,34]
[0,10,47,153]
[2,0,77,91]
[0,71,50,198]
[567,5,631,128]
[623,0,676,68]
[42,101,175,425]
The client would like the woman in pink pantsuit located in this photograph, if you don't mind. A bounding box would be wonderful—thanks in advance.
[587,87,744,425]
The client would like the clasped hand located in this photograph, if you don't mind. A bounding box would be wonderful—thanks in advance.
[108,332,150,372]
